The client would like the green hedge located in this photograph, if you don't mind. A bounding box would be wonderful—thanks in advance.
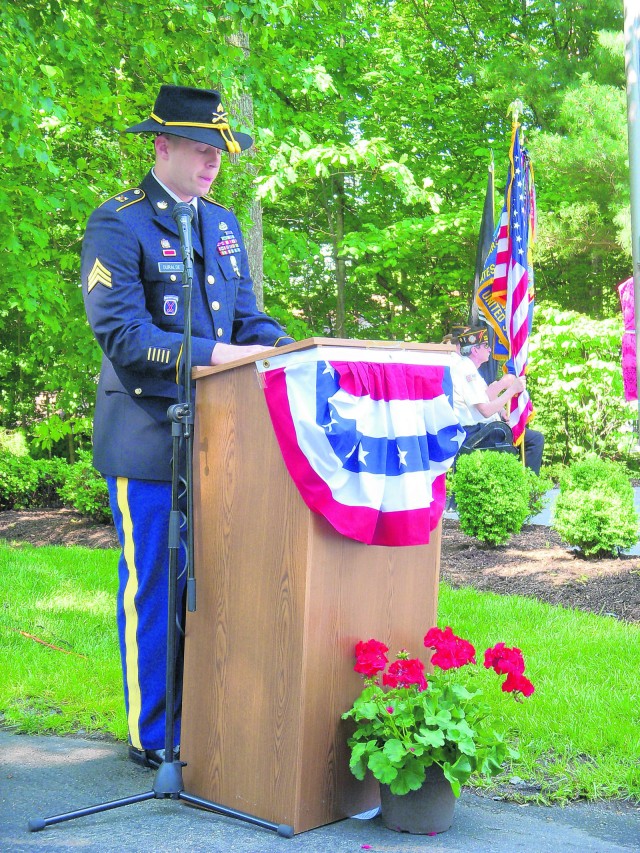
[553,456,638,557]
[0,449,111,523]
[58,450,111,523]
[451,451,550,546]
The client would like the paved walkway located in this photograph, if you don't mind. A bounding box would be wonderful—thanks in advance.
[1,731,638,852]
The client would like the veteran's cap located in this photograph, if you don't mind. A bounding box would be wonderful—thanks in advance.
[441,324,470,344]
[458,327,489,348]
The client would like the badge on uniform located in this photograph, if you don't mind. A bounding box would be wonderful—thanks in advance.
[87,258,113,293]
[230,256,240,276]
[158,261,184,273]
[218,221,228,231]
[161,238,177,257]
[164,295,179,316]
[217,232,240,256]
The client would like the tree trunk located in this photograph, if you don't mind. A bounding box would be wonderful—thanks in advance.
[225,29,265,308]
[334,170,347,337]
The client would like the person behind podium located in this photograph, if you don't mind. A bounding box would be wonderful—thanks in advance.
[81,84,294,769]
[450,327,544,474]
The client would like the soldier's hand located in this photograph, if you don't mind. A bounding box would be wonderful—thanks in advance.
[210,342,272,366]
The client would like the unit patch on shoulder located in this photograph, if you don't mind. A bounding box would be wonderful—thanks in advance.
[87,258,113,293]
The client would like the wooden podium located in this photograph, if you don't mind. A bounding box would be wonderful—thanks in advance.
[181,339,448,834]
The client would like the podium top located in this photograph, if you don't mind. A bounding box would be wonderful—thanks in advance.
[193,337,455,380]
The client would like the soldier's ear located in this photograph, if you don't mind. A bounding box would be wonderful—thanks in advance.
[154,133,172,161]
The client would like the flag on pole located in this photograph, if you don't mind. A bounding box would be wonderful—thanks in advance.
[470,155,495,327]
[474,117,536,444]
[470,155,499,383]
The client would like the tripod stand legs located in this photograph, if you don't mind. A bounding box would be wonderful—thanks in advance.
[28,790,156,832]
[28,758,294,837]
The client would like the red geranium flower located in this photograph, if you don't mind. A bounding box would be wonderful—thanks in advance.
[423,626,476,670]
[484,643,525,676]
[382,657,427,691]
[501,671,535,697]
[354,639,389,677]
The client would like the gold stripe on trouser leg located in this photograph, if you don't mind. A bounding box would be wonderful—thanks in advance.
[116,477,143,750]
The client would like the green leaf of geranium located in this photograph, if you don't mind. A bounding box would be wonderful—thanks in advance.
[350,742,367,763]
[348,753,368,780]
[422,709,451,728]
[446,719,475,739]
[389,759,426,795]
[368,751,398,784]
[383,739,407,763]
[355,700,380,719]
[443,754,474,793]
[415,727,445,748]
[451,684,481,702]
[441,763,462,798]
[453,735,477,756]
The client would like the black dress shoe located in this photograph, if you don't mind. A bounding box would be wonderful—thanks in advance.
[128,746,179,769]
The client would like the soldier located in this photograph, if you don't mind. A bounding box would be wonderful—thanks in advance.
[81,84,294,768]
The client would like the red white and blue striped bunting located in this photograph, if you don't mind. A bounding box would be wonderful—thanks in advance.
[257,348,464,546]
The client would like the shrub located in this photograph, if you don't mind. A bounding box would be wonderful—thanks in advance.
[451,451,544,546]
[0,454,43,509]
[552,456,638,557]
[0,453,71,509]
[58,450,111,523]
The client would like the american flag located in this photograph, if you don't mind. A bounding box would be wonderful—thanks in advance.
[485,122,536,444]
[257,348,465,546]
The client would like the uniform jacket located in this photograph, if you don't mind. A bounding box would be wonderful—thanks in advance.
[81,171,293,480]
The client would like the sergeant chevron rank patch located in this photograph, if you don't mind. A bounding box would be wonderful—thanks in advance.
[87,258,113,293]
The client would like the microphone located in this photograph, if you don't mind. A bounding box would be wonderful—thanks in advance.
[172,201,195,278]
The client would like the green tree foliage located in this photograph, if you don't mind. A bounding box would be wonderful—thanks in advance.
[256,0,629,334]
[0,0,634,471]
[527,307,634,464]
[0,0,306,451]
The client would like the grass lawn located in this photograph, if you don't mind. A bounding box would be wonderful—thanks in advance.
[1,541,638,803]
[438,583,640,803]
[0,542,126,740]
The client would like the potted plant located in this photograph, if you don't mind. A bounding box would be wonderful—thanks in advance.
[341,626,534,834]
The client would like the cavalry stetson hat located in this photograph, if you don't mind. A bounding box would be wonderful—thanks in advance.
[126,85,253,154]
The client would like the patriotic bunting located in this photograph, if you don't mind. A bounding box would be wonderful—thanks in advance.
[258,349,465,546]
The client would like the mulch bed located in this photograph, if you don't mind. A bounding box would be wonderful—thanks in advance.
[440,519,640,623]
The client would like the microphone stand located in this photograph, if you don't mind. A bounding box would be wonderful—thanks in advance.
[27,201,294,839]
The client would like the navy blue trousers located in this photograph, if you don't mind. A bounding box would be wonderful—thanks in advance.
[107,477,185,751]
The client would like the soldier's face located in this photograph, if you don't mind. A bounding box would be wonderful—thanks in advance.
[155,135,222,200]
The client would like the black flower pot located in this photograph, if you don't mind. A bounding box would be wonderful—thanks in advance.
[380,764,456,834]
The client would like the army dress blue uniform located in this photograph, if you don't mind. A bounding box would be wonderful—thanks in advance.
[81,171,293,753]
